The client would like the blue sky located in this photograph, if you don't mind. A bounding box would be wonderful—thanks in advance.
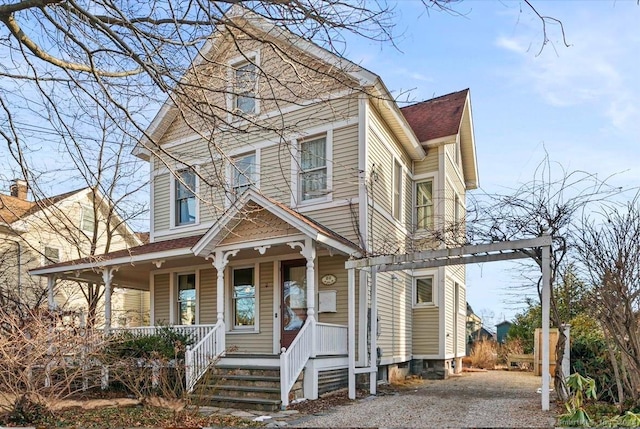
[344,1,640,326]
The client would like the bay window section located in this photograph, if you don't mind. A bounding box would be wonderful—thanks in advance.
[177,273,196,325]
[233,267,256,328]
[416,180,434,230]
[299,135,327,201]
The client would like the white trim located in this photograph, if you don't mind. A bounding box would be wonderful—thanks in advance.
[291,130,334,208]
[296,198,354,214]
[412,269,438,308]
[273,260,281,354]
[444,147,466,190]
[170,167,200,229]
[412,354,445,360]
[413,173,438,233]
[225,149,261,208]
[358,270,368,367]
[195,269,201,324]
[392,158,403,222]
[215,234,308,254]
[226,50,261,121]
[149,171,155,242]
[149,271,155,324]
[228,263,260,333]
[42,244,61,266]
[169,272,176,324]
[370,201,411,237]
[153,222,214,239]
[438,266,446,356]
[423,134,457,148]
[379,355,412,366]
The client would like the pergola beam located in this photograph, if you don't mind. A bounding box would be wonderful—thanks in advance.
[377,250,529,272]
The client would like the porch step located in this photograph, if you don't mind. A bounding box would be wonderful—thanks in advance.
[191,364,303,411]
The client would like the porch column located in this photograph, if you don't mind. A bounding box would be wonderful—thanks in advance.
[211,250,239,350]
[348,267,356,400]
[288,239,317,355]
[370,265,378,395]
[541,237,551,411]
[102,268,118,333]
[47,275,56,310]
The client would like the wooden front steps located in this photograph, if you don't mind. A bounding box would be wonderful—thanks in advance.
[190,361,303,412]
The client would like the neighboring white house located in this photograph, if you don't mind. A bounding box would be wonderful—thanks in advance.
[1,179,149,326]
[32,6,478,410]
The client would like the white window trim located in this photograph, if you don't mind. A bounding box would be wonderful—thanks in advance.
[43,245,61,265]
[227,263,260,333]
[392,158,403,221]
[225,149,261,206]
[176,271,197,325]
[226,50,261,121]
[291,129,333,208]
[169,167,200,229]
[413,269,438,308]
[80,205,96,233]
[414,175,436,232]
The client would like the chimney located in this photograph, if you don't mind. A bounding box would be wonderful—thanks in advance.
[10,179,28,200]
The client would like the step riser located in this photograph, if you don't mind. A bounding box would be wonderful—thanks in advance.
[212,389,281,400]
[200,379,280,388]
[212,368,280,378]
[193,397,281,412]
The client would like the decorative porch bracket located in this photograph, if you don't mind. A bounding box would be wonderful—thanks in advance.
[345,233,553,411]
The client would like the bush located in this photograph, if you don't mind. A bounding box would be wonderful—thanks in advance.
[470,340,497,369]
[107,326,194,361]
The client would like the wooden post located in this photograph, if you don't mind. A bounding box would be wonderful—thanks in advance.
[348,267,356,399]
[369,266,377,395]
[541,238,551,411]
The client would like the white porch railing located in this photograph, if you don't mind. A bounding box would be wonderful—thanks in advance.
[185,321,225,392]
[111,324,218,346]
[280,318,314,408]
[316,323,348,355]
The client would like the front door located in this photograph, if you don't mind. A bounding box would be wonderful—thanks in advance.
[281,259,307,349]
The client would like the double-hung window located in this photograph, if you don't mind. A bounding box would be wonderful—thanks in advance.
[393,160,403,220]
[81,206,95,232]
[299,135,327,201]
[177,273,196,325]
[231,152,257,194]
[233,267,256,328]
[415,180,434,230]
[44,246,60,264]
[234,62,257,114]
[415,276,434,306]
[175,169,196,226]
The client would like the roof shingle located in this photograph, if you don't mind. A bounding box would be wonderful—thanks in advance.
[401,89,469,143]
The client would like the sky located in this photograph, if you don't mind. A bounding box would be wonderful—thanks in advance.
[342,1,640,327]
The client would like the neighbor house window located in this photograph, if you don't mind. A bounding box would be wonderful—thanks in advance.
[175,169,196,226]
[231,152,257,194]
[299,135,327,201]
[81,206,95,232]
[177,273,196,325]
[416,180,434,230]
[44,246,60,264]
[233,62,257,114]
[393,160,403,220]
[233,267,256,328]
[415,276,434,306]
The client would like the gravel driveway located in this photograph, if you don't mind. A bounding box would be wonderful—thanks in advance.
[290,370,558,428]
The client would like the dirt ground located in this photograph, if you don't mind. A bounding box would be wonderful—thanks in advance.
[289,370,558,428]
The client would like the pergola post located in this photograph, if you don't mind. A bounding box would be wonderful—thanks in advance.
[348,267,356,399]
[541,239,551,411]
[369,265,378,395]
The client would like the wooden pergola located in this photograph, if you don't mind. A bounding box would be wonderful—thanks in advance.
[345,233,553,411]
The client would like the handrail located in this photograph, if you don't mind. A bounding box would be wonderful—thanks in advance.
[280,318,314,408]
[185,321,224,392]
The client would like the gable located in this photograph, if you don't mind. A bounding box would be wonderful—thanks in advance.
[218,203,302,246]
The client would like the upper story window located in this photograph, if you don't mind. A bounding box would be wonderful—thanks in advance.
[415,180,434,230]
[231,152,257,194]
[44,246,60,264]
[233,267,256,328]
[175,169,196,226]
[177,273,196,325]
[393,160,403,220]
[233,61,257,114]
[414,276,434,306]
[81,206,95,232]
[300,135,328,201]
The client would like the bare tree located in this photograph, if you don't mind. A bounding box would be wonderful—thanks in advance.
[467,157,620,399]
[576,196,640,406]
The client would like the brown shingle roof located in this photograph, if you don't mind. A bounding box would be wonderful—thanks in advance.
[0,188,85,224]
[400,89,469,143]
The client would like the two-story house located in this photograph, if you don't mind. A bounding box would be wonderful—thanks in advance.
[32,6,477,410]
[1,179,148,326]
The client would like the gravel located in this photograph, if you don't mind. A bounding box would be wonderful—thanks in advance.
[289,370,558,428]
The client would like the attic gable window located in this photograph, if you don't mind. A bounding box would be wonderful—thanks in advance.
[81,206,95,232]
[231,152,257,194]
[175,169,196,226]
[233,61,257,114]
[300,135,328,201]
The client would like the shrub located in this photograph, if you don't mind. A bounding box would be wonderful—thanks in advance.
[470,339,497,369]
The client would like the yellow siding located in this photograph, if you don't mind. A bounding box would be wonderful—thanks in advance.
[154,273,170,324]
[445,277,455,354]
[331,124,360,201]
[317,255,348,326]
[302,204,361,246]
[374,271,412,359]
[199,268,217,324]
[457,285,467,356]
[412,307,439,355]
[414,149,439,176]
[154,174,170,232]
[225,262,274,353]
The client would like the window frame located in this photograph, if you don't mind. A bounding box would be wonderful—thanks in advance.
[80,206,96,233]
[294,131,333,206]
[176,272,197,325]
[413,275,436,307]
[230,265,258,331]
[229,151,259,196]
[415,179,434,231]
[392,159,403,220]
[43,245,60,264]
[227,52,260,117]
[171,168,199,228]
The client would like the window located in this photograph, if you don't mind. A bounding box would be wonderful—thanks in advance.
[44,246,60,264]
[233,267,256,328]
[81,206,95,232]
[231,152,257,194]
[393,160,403,220]
[175,169,196,226]
[415,276,434,306]
[299,135,327,201]
[415,180,434,230]
[233,62,257,114]
[177,273,196,325]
